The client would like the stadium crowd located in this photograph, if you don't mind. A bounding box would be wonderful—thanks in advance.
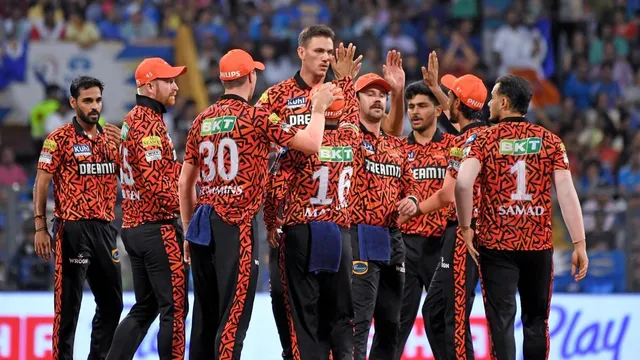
[0,0,639,292]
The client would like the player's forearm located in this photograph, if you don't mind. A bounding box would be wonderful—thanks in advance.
[418,189,453,216]
[382,89,404,136]
[556,176,586,244]
[430,85,451,119]
[454,178,474,227]
[33,172,50,229]
[296,110,326,155]
[178,165,198,226]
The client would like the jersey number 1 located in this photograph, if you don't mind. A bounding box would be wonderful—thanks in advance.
[510,160,532,201]
[200,139,239,182]
[311,166,353,206]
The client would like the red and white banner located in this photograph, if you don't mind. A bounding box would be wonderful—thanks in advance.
[0,293,637,359]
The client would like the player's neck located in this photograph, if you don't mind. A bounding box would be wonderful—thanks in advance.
[299,67,324,88]
[223,89,249,102]
[362,118,381,136]
[77,117,98,136]
[458,117,474,131]
[413,124,437,145]
[499,111,525,121]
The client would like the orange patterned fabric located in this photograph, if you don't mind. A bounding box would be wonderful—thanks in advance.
[461,118,569,250]
[120,96,182,228]
[37,118,118,221]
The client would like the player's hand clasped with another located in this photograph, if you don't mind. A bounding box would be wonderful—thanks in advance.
[311,82,344,113]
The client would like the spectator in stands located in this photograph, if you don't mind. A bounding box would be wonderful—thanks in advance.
[7,224,52,290]
[492,8,547,78]
[382,22,417,57]
[27,0,64,22]
[44,98,72,135]
[30,2,65,41]
[65,9,101,48]
[3,8,31,43]
[0,147,27,188]
[259,42,293,85]
[30,84,61,151]
[97,4,123,41]
[564,57,593,110]
[625,70,640,106]
[618,151,640,193]
[562,30,588,74]
[590,21,630,65]
[580,159,615,193]
[592,62,623,108]
[586,211,617,250]
[120,8,158,43]
[440,20,480,77]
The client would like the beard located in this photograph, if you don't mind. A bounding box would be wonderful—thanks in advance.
[77,108,100,125]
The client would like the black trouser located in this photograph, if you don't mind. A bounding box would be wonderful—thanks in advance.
[281,223,354,360]
[107,220,188,360]
[395,234,442,360]
[52,219,123,360]
[424,222,478,360]
[351,226,405,360]
[270,244,293,359]
[479,247,554,360]
[189,211,260,360]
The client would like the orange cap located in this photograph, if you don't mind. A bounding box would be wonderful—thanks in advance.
[219,49,265,81]
[440,74,487,110]
[135,58,187,88]
[355,73,392,93]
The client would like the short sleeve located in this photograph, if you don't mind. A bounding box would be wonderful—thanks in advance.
[551,136,570,171]
[37,131,64,174]
[255,108,299,147]
[461,132,484,165]
[447,145,464,179]
[184,115,203,166]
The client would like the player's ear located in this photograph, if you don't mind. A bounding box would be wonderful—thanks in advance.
[435,104,443,117]
[297,46,305,61]
[69,96,76,109]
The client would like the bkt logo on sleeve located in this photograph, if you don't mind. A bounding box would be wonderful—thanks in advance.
[286,96,307,109]
[73,144,92,157]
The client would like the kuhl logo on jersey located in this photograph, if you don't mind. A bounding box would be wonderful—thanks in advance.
[499,137,542,155]
[73,144,91,157]
[318,146,353,162]
[201,116,237,136]
[286,96,307,109]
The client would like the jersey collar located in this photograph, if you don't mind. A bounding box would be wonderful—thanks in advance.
[460,121,486,135]
[219,94,248,103]
[136,95,166,114]
[360,122,386,138]
[407,128,444,145]
[501,116,528,123]
[72,117,103,137]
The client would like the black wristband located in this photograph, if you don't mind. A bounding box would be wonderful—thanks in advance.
[407,196,419,207]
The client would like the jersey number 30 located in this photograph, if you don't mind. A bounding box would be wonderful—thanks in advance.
[199,139,239,182]
[311,166,353,206]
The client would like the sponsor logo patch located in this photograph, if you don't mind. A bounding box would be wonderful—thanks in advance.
[352,261,368,275]
[499,137,542,155]
[38,152,52,164]
[142,136,162,148]
[121,123,130,140]
[73,144,92,157]
[145,149,162,162]
[43,139,57,151]
[112,249,120,263]
[318,146,353,162]
[408,151,415,161]
[362,141,374,154]
[268,113,281,125]
[286,96,307,109]
[465,133,477,144]
[201,116,237,135]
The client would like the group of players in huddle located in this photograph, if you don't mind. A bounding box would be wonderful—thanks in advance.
[33,23,589,360]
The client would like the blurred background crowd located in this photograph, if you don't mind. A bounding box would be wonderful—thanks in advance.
[0,0,639,293]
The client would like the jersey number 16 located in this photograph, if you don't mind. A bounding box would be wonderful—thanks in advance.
[311,166,353,206]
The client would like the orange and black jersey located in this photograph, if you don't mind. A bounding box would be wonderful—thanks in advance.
[38,118,119,221]
[446,121,487,222]
[400,129,455,237]
[259,71,334,231]
[184,94,298,225]
[276,77,359,228]
[120,95,182,228]
[461,117,569,251]
[350,125,420,228]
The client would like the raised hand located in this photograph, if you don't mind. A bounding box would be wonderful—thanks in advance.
[330,42,363,80]
[382,50,405,93]
[103,123,122,146]
[421,51,439,89]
